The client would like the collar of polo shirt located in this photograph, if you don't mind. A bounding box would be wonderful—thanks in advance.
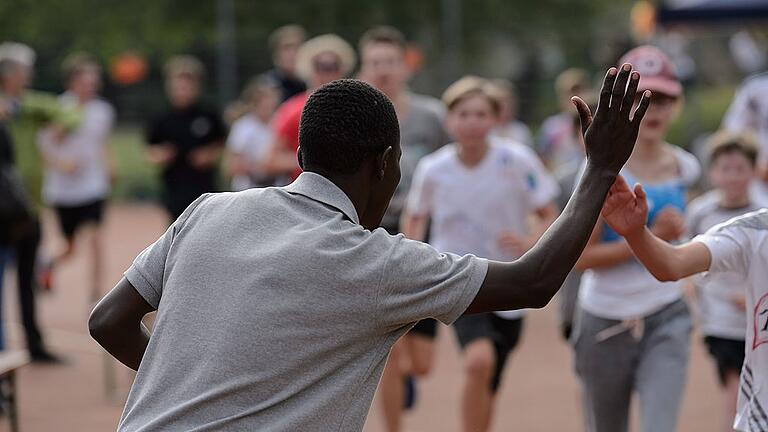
[285,172,361,224]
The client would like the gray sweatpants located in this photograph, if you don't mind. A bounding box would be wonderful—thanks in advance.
[572,299,692,432]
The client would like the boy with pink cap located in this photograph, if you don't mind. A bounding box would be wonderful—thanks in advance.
[572,45,701,432]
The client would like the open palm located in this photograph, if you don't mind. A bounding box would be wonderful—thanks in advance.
[601,175,648,237]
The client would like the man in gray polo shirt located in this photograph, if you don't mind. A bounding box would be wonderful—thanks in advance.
[89,66,650,431]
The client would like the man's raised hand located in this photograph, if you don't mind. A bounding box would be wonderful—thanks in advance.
[572,64,651,173]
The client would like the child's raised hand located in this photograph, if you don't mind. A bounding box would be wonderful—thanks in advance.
[601,175,648,238]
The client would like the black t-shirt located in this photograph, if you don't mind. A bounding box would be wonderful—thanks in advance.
[263,68,307,102]
[146,103,226,192]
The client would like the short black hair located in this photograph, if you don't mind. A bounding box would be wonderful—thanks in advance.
[707,131,758,167]
[299,79,399,175]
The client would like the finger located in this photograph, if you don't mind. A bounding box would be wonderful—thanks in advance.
[614,174,630,192]
[572,96,592,135]
[609,63,632,122]
[595,67,618,118]
[620,71,640,122]
[631,90,652,130]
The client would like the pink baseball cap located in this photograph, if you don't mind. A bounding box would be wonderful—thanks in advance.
[619,45,682,97]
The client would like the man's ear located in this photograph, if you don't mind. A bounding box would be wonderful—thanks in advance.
[297,146,304,169]
[375,146,393,180]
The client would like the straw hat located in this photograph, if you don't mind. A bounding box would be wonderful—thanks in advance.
[295,34,356,81]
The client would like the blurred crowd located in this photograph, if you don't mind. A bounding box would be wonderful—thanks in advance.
[1,23,768,432]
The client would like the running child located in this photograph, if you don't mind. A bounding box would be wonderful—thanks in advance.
[573,46,700,432]
[685,131,767,432]
[38,53,115,301]
[601,171,768,432]
[404,76,558,432]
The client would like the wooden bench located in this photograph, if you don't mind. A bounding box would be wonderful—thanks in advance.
[0,350,30,432]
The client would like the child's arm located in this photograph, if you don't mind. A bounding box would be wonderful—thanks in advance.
[576,206,685,270]
[601,175,711,281]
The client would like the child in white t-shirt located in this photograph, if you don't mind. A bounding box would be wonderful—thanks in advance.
[225,79,281,191]
[38,53,114,300]
[403,76,558,432]
[685,131,767,432]
[602,171,768,432]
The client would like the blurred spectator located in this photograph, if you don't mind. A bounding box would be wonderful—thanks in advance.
[145,55,227,222]
[0,41,74,362]
[488,79,532,147]
[722,72,768,203]
[357,25,450,431]
[224,78,281,190]
[266,34,356,181]
[537,68,592,170]
[37,52,115,302]
[263,25,307,102]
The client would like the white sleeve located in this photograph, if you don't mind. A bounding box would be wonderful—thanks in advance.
[514,145,560,209]
[722,80,759,133]
[405,158,436,217]
[693,223,750,276]
[672,146,701,187]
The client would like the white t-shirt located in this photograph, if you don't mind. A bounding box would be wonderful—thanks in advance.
[226,114,276,191]
[490,120,533,148]
[407,142,559,319]
[723,73,768,167]
[694,209,768,432]
[38,94,115,206]
[687,191,767,340]
[578,146,701,319]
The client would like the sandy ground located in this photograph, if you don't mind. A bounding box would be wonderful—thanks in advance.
[0,203,723,432]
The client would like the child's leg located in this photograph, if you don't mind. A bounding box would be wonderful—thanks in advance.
[461,338,495,432]
[454,314,498,432]
[88,223,104,302]
[405,319,437,377]
[573,307,636,432]
[704,336,745,432]
[635,300,692,432]
[379,340,405,432]
[723,370,740,432]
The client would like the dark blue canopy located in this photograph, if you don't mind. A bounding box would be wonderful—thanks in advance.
[658,0,768,24]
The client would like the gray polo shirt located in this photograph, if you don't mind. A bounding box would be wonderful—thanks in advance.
[119,172,487,431]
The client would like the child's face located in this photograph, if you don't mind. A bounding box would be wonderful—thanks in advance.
[445,94,498,147]
[359,43,408,98]
[166,75,200,109]
[634,92,678,143]
[710,151,754,200]
[70,67,101,98]
[254,89,279,121]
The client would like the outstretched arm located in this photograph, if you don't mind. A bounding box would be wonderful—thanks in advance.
[601,175,711,282]
[467,64,651,313]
